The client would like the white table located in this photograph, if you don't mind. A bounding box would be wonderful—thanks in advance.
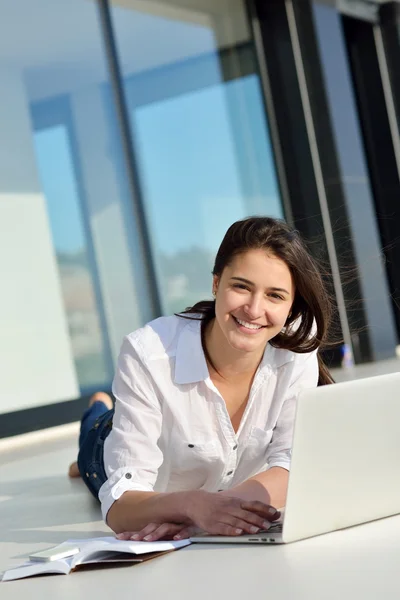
[2,515,400,600]
[2,434,400,600]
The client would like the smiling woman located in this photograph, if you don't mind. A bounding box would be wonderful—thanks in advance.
[69,216,334,542]
[210,250,294,357]
[181,217,332,376]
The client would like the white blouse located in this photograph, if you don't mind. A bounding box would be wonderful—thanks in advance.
[99,315,318,522]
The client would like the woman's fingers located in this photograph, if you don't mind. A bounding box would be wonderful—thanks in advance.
[178,522,244,538]
[117,522,188,542]
[172,525,201,540]
[211,514,266,535]
[240,501,281,521]
[116,522,160,541]
[141,523,184,541]
[216,495,279,528]
[116,531,136,540]
[207,503,278,534]
[230,508,276,532]
[226,502,280,533]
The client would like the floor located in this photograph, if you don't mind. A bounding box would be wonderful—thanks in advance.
[1,357,400,596]
[0,434,110,584]
[331,355,400,382]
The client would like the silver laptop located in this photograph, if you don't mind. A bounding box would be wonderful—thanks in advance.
[191,372,400,544]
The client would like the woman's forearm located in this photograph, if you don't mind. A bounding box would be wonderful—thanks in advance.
[107,468,289,533]
[221,467,289,509]
[107,490,193,533]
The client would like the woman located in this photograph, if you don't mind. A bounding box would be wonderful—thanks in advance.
[70,216,333,542]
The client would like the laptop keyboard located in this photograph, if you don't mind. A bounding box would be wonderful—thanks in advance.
[265,523,283,533]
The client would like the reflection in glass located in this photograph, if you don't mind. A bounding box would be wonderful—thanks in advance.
[0,0,151,410]
[110,0,283,314]
[33,126,110,389]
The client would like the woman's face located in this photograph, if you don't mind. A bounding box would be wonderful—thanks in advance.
[212,249,295,357]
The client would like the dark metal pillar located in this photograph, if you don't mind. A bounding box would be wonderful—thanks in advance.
[248,0,397,362]
[342,3,400,340]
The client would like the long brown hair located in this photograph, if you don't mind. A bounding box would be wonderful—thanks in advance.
[179,217,334,385]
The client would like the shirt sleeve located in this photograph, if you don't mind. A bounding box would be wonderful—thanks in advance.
[98,336,163,522]
[265,349,319,472]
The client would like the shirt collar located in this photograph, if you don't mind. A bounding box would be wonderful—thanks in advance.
[174,317,295,385]
[174,318,209,384]
[260,343,295,372]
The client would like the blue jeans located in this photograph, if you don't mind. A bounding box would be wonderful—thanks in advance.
[77,401,114,500]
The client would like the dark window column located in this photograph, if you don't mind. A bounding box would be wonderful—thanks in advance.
[97,0,162,319]
[248,0,397,363]
[342,3,400,340]
[379,3,400,129]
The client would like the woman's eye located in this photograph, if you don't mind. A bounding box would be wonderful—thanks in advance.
[233,284,249,291]
[268,293,284,301]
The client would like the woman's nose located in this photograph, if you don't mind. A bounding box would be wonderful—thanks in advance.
[244,296,263,319]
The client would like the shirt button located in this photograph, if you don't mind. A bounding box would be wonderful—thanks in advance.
[227,470,233,476]
[125,473,132,479]
[233,444,238,450]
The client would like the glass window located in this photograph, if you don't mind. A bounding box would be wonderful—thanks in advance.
[0,0,151,414]
[110,0,283,314]
[32,123,109,390]
[312,1,398,360]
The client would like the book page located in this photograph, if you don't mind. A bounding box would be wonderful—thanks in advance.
[2,537,191,581]
[2,558,72,582]
[67,536,190,566]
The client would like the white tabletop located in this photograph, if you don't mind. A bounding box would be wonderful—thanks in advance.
[1,435,400,599]
[2,514,400,599]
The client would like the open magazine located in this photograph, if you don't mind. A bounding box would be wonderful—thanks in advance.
[2,536,190,582]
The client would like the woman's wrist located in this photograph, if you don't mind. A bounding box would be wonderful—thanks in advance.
[178,489,209,523]
[175,490,197,522]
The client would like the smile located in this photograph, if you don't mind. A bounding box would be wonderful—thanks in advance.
[233,316,265,331]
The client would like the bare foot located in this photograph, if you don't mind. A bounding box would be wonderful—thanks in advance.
[68,461,80,478]
[89,391,113,410]
[68,392,113,478]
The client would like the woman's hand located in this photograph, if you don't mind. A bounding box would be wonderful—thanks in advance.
[180,490,280,538]
[114,491,280,541]
[116,522,200,542]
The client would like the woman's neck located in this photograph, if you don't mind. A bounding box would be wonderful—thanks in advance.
[203,318,265,381]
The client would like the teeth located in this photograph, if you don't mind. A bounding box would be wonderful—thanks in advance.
[235,318,262,330]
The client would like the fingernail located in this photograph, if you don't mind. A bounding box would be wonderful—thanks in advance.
[268,507,278,516]
[143,535,153,541]
[174,535,182,540]
[130,534,140,540]
[116,533,124,539]
[263,521,271,530]
[250,526,259,534]
[235,528,243,535]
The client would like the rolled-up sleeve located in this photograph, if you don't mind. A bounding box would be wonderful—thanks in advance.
[265,350,319,471]
[98,336,163,522]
